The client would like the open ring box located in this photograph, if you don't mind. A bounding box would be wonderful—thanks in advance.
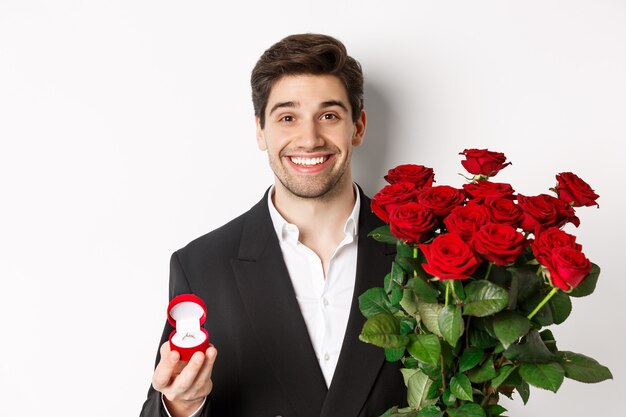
[167,294,209,361]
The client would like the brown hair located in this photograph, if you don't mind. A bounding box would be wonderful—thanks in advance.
[251,33,364,128]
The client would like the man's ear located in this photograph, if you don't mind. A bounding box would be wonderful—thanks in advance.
[351,110,367,147]
[255,116,267,151]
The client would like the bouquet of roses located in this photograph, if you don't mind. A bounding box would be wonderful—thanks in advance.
[359,149,612,417]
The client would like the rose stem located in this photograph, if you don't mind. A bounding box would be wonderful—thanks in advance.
[484,262,493,280]
[445,281,451,306]
[527,287,559,320]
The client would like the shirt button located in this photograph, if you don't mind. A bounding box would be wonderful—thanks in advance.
[324,353,330,361]
[322,297,329,307]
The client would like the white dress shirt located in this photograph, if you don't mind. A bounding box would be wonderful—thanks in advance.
[163,186,360,416]
[267,185,360,387]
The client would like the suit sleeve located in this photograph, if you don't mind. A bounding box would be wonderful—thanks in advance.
[139,252,213,417]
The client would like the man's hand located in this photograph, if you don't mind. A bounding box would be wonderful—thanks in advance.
[152,341,218,417]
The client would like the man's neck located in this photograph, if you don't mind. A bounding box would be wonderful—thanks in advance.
[272,177,357,235]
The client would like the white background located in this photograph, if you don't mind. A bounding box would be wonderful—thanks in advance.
[1,1,624,416]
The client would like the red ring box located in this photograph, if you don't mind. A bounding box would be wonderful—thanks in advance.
[167,294,209,361]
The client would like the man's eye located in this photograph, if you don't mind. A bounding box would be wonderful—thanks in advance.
[322,113,338,120]
[280,115,294,122]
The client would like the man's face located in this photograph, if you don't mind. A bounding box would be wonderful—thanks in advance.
[256,74,366,200]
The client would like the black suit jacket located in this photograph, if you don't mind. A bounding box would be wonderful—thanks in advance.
[140,188,405,417]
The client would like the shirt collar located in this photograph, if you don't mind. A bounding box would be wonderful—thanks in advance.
[267,184,360,244]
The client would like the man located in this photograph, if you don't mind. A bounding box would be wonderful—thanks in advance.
[140,33,405,417]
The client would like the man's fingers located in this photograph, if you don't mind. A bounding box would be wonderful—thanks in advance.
[152,342,181,390]
[196,345,218,383]
[171,351,206,392]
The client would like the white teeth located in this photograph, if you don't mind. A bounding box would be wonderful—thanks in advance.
[290,156,327,166]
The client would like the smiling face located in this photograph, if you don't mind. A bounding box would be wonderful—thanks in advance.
[256,74,366,200]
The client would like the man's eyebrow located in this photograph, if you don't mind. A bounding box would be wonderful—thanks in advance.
[268,101,298,116]
[321,100,349,112]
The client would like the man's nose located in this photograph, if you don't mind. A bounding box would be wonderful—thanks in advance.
[293,120,325,149]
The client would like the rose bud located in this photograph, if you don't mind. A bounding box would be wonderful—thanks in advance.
[463,181,516,202]
[517,194,580,233]
[531,227,582,266]
[543,247,592,292]
[444,203,491,242]
[473,223,529,266]
[460,149,511,177]
[389,203,437,244]
[554,172,599,207]
[419,233,482,280]
[371,182,417,223]
[416,185,466,218]
[385,164,435,189]
[483,198,524,228]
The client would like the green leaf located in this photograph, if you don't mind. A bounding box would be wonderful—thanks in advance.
[407,334,441,366]
[442,387,456,406]
[468,327,498,350]
[493,311,531,349]
[519,362,565,392]
[459,347,484,372]
[548,290,571,324]
[439,305,464,347]
[540,329,558,353]
[557,351,613,383]
[507,265,542,303]
[450,373,473,401]
[418,302,443,337]
[486,405,507,417]
[359,287,394,318]
[516,381,530,404]
[414,276,440,303]
[401,288,420,317]
[385,347,405,362]
[391,261,406,287]
[451,279,466,301]
[417,405,443,417]
[397,240,415,259]
[467,356,497,383]
[391,286,404,307]
[569,263,600,297]
[447,403,486,417]
[401,368,420,386]
[491,365,516,390]
[369,225,399,244]
[406,369,436,409]
[504,330,555,363]
[359,312,409,349]
[463,281,509,317]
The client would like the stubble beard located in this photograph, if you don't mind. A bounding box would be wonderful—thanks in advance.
[270,152,351,201]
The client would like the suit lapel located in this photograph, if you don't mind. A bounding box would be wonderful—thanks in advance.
[320,190,396,417]
[230,192,327,417]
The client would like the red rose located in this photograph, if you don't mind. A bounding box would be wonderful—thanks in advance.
[555,172,599,207]
[473,223,529,266]
[463,181,515,202]
[531,227,582,266]
[483,198,524,227]
[389,203,436,244]
[517,194,580,233]
[419,233,482,280]
[460,149,511,177]
[543,247,592,291]
[416,185,466,218]
[385,164,435,189]
[443,204,491,241]
[371,182,417,223]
